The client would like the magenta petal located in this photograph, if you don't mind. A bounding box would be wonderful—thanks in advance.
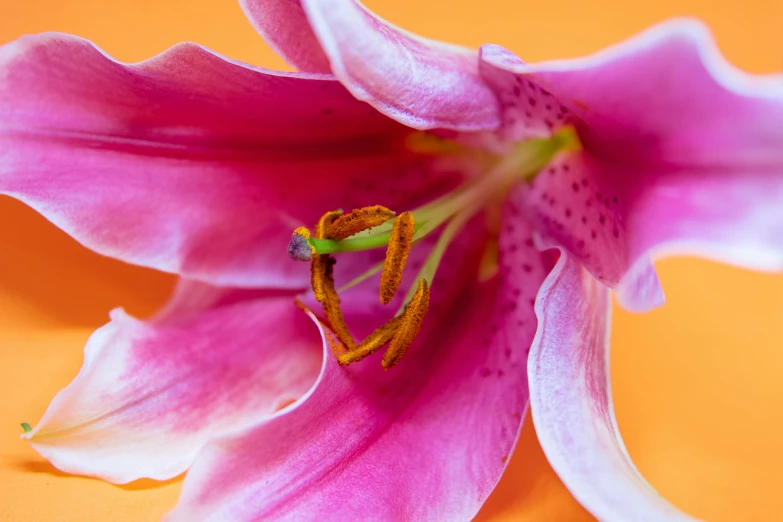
[529,252,697,521]
[289,0,500,131]
[520,150,666,312]
[0,34,411,287]
[481,20,783,311]
[23,281,322,484]
[239,0,331,72]
[511,19,783,169]
[167,208,550,521]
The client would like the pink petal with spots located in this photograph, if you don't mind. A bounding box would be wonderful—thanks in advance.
[479,44,577,142]
[0,33,442,288]
[239,0,330,72]
[167,200,552,521]
[523,151,665,312]
[480,20,783,311]
[23,281,322,484]
[529,252,698,521]
[270,0,500,131]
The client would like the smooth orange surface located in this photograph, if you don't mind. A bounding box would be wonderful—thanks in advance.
[1,1,781,521]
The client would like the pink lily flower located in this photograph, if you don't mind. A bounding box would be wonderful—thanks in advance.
[3,0,781,520]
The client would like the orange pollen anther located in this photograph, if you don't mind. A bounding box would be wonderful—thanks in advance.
[379,211,415,305]
[327,205,396,240]
[337,314,404,366]
[315,209,344,239]
[310,210,343,303]
[309,210,356,350]
[382,279,430,369]
[320,256,356,351]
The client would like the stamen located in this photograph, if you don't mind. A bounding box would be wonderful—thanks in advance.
[380,211,415,305]
[310,256,329,303]
[288,226,314,261]
[383,279,430,369]
[327,205,396,240]
[315,210,344,238]
[311,210,344,303]
[337,314,404,365]
[320,256,356,351]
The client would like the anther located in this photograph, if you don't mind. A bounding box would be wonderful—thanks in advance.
[379,211,415,305]
[327,205,395,240]
[337,314,404,366]
[288,227,314,261]
[382,278,430,369]
[315,210,344,239]
[319,256,356,351]
[311,210,344,303]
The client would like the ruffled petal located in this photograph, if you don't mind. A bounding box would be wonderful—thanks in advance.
[167,203,551,521]
[239,0,330,72]
[259,0,501,130]
[0,33,431,288]
[528,252,698,521]
[480,20,783,311]
[22,281,322,484]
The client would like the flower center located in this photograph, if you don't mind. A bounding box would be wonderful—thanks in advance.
[288,126,579,369]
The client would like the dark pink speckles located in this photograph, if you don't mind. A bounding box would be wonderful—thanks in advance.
[479,60,576,141]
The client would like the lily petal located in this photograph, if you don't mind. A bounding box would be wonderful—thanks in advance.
[239,0,330,72]
[241,0,501,130]
[0,33,429,288]
[23,281,322,484]
[528,252,698,521]
[480,19,783,312]
[167,202,551,521]
[522,150,666,312]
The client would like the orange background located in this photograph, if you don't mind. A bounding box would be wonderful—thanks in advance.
[1,1,782,521]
